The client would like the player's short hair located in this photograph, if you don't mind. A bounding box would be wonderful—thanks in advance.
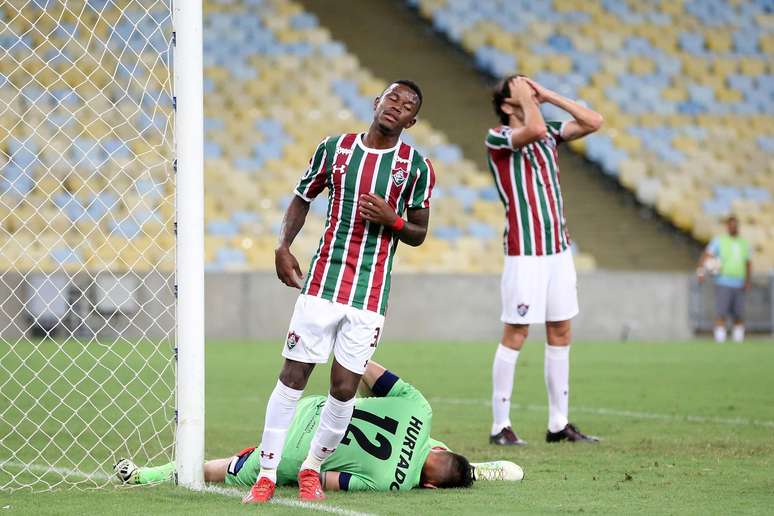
[492,74,524,125]
[387,79,423,114]
[438,452,475,489]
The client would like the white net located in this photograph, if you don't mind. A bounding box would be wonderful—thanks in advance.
[0,0,176,490]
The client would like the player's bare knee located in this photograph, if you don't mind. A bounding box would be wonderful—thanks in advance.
[546,320,572,345]
[329,375,360,402]
[502,324,528,349]
[279,360,314,390]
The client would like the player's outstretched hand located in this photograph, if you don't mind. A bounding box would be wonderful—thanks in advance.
[275,246,303,289]
[359,193,398,227]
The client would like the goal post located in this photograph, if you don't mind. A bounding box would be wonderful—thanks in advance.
[173,0,205,491]
[0,0,204,491]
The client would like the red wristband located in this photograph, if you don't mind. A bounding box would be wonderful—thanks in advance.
[391,217,405,232]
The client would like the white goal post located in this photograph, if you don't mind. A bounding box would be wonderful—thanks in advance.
[174,0,205,491]
[0,0,204,491]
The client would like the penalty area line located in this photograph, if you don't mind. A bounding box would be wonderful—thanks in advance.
[0,462,375,516]
[429,398,774,429]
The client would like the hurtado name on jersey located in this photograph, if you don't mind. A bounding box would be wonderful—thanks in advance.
[390,415,423,491]
[295,133,435,315]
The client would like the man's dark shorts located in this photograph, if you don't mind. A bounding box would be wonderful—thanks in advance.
[715,285,745,320]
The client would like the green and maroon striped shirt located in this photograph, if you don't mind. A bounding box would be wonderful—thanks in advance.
[295,133,435,315]
[485,121,570,256]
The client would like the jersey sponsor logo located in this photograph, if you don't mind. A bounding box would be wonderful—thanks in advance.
[391,158,409,186]
[286,331,300,350]
[517,303,529,317]
[333,146,352,176]
[389,415,423,491]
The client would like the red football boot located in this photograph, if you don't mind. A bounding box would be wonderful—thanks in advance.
[242,476,276,504]
[298,469,325,501]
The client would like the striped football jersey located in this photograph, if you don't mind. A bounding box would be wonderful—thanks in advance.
[295,133,435,315]
[485,121,570,256]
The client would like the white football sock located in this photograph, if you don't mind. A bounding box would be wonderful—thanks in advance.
[732,324,745,343]
[714,325,727,343]
[545,343,570,433]
[491,343,519,435]
[258,380,304,481]
[301,394,355,472]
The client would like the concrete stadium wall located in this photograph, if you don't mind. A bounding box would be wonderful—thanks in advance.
[0,271,175,341]
[205,271,695,343]
[5,271,768,342]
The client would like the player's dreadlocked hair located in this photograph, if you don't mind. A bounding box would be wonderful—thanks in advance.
[492,74,524,125]
[439,452,475,489]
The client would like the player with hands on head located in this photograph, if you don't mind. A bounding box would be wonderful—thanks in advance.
[485,74,603,446]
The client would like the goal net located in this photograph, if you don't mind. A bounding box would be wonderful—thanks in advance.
[0,0,195,491]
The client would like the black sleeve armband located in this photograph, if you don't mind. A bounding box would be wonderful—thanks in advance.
[371,370,399,397]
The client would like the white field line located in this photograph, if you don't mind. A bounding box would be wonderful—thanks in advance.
[429,397,774,429]
[0,461,113,481]
[0,462,375,516]
[203,484,375,516]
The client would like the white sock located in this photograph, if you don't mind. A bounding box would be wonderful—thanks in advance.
[301,394,355,472]
[491,343,519,435]
[732,324,744,343]
[714,326,727,343]
[258,380,304,482]
[545,343,570,433]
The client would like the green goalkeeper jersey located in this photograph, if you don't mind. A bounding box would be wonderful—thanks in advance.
[226,371,433,491]
[283,371,432,491]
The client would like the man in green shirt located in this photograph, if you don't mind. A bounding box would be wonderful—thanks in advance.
[116,362,523,491]
[697,215,752,343]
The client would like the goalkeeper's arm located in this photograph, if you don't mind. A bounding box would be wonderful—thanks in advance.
[357,360,388,397]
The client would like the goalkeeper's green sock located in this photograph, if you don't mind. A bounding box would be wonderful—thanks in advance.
[136,462,175,484]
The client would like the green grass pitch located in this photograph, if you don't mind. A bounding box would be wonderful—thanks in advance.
[2,339,773,515]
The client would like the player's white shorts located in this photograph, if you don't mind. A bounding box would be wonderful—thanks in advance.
[500,250,579,325]
[282,294,384,374]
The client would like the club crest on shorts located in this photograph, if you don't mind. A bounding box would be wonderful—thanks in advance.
[392,158,409,186]
[286,331,300,350]
[517,303,529,317]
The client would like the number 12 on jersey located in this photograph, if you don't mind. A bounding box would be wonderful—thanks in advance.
[340,408,399,460]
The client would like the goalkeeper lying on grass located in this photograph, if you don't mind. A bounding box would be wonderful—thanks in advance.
[116,361,523,492]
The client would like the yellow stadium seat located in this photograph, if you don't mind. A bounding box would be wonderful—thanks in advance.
[547,55,573,74]
[662,86,688,102]
[629,57,656,75]
[618,159,648,190]
[740,57,766,75]
[716,88,743,103]
[706,30,732,53]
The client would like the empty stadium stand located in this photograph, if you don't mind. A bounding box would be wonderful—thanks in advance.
[409,0,774,272]
[10,0,760,275]
[2,0,602,274]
